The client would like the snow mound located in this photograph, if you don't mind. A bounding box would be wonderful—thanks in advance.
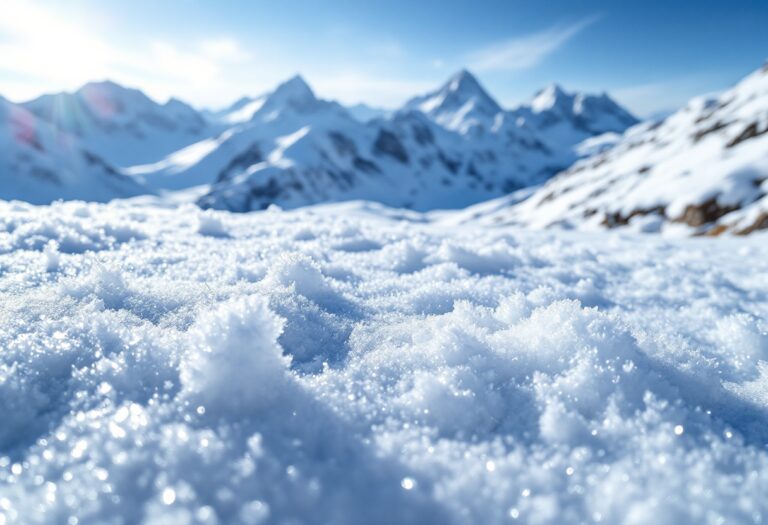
[182,296,290,414]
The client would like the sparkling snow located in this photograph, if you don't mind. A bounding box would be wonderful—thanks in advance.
[1,199,768,524]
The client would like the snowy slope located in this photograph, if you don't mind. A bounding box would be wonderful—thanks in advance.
[0,96,147,204]
[206,95,268,124]
[1,199,768,524]
[23,81,212,167]
[494,63,768,235]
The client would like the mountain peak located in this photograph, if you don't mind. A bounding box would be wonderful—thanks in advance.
[274,75,315,100]
[260,74,318,113]
[442,69,499,109]
[531,84,572,112]
[447,69,482,90]
[402,68,502,131]
[76,80,146,100]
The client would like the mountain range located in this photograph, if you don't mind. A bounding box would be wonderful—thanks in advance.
[1,63,767,234]
[0,69,639,211]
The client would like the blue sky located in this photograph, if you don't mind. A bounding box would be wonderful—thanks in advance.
[1,0,766,116]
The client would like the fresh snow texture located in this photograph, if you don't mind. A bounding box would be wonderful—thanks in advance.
[1,200,767,524]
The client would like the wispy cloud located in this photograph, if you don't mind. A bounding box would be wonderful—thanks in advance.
[466,17,599,72]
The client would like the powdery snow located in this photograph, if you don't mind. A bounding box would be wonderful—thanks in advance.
[1,199,767,524]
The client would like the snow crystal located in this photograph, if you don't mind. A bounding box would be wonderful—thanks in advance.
[0,200,767,524]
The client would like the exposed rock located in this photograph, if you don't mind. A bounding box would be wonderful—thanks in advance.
[372,130,409,164]
[601,206,666,228]
[736,212,768,235]
[676,198,739,227]
[692,121,729,143]
[217,145,262,182]
[727,122,768,148]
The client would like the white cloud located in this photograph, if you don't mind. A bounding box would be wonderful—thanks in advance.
[466,17,599,72]
[0,0,260,106]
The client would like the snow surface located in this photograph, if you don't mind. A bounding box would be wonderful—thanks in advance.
[1,199,768,524]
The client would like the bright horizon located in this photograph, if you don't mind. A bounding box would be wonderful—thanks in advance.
[1,0,766,117]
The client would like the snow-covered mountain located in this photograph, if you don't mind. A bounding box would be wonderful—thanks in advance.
[404,71,637,149]
[189,74,560,211]
[206,95,268,125]
[166,71,637,212]
[0,71,638,211]
[509,84,639,153]
[0,96,147,204]
[23,81,212,167]
[403,69,503,133]
[489,63,768,235]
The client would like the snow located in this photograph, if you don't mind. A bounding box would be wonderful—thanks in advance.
[345,103,391,123]
[221,97,267,124]
[404,69,503,132]
[509,85,639,154]
[1,198,768,524]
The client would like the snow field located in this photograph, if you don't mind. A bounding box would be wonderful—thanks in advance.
[0,200,767,524]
